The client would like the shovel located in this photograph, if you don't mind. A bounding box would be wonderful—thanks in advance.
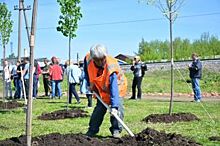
[20,71,27,105]
[93,91,134,137]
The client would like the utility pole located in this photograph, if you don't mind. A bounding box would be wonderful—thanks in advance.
[10,42,13,55]
[77,52,79,64]
[26,0,38,145]
[14,0,31,61]
[22,0,31,44]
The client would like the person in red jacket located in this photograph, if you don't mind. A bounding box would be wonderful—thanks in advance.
[49,56,63,99]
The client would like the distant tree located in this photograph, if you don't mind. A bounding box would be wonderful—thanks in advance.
[57,0,82,60]
[139,33,220,61]
[57,0,82,109]
[209,35,220,58]
[8,53,16,59]
[181,38,191,59]
[0,3,13,60]
[0,2,13,101]
[173,37,182,60]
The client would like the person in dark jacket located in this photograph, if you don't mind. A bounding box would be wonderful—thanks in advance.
[42,59,50,96]
[130,56,145,100]
[188,53,202,102]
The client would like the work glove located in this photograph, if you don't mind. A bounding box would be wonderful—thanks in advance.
[110,108,118,116]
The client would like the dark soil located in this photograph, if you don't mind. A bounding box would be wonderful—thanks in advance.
[0,125,8,130]
[209,136,220,141]
[37,109,89,120]
[142,112,200,123]
[0,101,24,109]
[0,127,201,146]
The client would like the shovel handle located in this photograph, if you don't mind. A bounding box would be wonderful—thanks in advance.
[93,92,134,137]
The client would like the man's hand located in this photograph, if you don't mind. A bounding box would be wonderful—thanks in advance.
[110,108,118,116]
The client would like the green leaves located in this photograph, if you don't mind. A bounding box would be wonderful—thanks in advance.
[138,34,220,61]
[0,2,13,46]
[57,0,82,39]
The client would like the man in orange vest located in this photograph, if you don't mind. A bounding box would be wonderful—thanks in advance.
[85,44,127,138]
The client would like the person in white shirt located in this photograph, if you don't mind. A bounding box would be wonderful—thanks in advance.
[3,60,12,98]
[65,60,82,104]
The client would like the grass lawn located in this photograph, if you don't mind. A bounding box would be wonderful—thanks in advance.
[0,97,220,145]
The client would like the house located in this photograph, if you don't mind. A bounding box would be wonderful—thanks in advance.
[115,54,134,63]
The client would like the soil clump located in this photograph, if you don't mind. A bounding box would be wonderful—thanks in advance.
[0,101,24,109]
[143,112,200,123]
[0,127,201,146]
[38,109,89,120]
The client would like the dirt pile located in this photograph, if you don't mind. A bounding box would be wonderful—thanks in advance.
[0,127,201,146]
[37,109,89,120]
[0,125,8,130]
[209,136,220,141]
[143,113,200,123]
[0,101,24,109]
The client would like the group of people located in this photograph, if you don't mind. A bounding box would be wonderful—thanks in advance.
[3,57,42,99]
[2,44,202,138]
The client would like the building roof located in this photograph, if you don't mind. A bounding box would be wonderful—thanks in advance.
[115,54,134,60]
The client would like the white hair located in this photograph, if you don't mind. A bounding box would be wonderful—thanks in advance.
[90,44,107,59]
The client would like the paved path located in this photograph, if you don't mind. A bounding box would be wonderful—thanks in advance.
[124,93,220,102]
[1,92,220,102]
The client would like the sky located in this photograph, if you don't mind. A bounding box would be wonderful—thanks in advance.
[0,0,220,62]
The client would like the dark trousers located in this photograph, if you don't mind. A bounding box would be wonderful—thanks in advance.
[88,98,124,135]
[43,77,50,96]
[14,78,22,99]
[69,83,80,104]
[132,76,143,99]
[86,94,92,107]
[24,79,29,98]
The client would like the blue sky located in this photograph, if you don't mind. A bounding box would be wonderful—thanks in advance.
[1,0,220,62]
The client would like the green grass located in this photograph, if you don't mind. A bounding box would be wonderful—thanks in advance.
[125,69,220,94]
[0,97,220,145]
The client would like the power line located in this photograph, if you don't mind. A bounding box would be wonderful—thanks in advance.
[12,11,220,32]
[180,12,220,18]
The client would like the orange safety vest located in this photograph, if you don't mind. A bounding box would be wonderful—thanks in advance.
[87,56,127,105]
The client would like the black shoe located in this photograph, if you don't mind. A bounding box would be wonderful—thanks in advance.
[129,97,135,100]
[86,131,96,137]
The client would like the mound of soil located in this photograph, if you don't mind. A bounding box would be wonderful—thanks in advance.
[0,101,24,109]
[143,113,200,123]
[0,127,201,146]
[38,109,89,120]
[209,136,220,141]
[0,125,8,130]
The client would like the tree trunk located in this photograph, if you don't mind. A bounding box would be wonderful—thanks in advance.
[66,35,71,110]
[168,4,174,115]
[2,44,6,102]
